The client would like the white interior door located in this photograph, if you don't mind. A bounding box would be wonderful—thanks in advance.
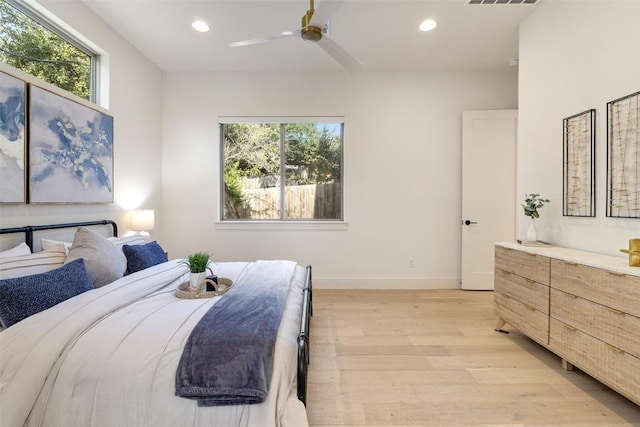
[461,110,517,290]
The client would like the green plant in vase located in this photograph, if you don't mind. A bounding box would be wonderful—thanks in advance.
[183,252,211,292]
[522,193,550,242]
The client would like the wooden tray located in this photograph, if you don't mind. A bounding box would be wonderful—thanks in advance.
[175,277,233,299]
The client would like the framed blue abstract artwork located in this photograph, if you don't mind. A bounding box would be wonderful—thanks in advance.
[0,70,26,203]
[29,85,113,203]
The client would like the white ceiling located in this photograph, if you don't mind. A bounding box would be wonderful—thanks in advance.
[80,0,540,72]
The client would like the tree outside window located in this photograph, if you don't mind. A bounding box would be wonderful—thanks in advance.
[0,1,94,101]
[221,121,343,220]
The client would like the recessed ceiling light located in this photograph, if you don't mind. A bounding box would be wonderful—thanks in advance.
[192,20,210,33]
[419,19,438,32]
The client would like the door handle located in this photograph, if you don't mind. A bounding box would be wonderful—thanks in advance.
[463,220,478,225]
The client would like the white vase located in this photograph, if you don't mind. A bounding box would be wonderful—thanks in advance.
[526,218,537,242]
[189,272,206,292]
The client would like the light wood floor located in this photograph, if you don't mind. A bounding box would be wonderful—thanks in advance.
[305,289,640,427]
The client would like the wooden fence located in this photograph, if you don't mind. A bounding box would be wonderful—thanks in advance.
[242,182,340,219]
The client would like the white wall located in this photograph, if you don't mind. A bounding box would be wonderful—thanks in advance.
[162,71,517,288]
[0,0,164,244]
[518,1,640,256]
[0,1,518,288]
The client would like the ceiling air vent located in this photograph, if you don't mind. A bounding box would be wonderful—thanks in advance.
[468,0,537,4]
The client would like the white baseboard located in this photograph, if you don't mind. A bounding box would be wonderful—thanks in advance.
[312,277,461,290]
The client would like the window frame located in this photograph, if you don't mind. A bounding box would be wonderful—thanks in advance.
[3,0,100,103]
[218,116,346,224]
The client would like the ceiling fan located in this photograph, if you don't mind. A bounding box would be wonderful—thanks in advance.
[228,0,363,72]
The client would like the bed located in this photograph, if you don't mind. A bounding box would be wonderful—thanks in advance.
[0,220,312,427]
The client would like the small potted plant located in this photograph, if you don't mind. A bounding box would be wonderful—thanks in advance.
[183,252,212,292]
[522,193,550,241]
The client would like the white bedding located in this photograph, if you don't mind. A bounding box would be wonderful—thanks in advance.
[0,260,309,427]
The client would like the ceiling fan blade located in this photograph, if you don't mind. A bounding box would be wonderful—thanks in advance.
[317,35,363,72]
[310,0,345,26]
[229,29,301,47]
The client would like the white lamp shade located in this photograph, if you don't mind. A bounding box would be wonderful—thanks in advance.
[131,209,155,231]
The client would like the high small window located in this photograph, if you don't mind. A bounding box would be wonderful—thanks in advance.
[221,118,344,221]
[0,0,95,101]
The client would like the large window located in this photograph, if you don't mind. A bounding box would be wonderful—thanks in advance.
[0,0,96,101]
[221,118,343,221]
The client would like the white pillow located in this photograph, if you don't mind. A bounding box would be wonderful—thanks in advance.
[65,227,127,288]
[0,244,67,279]
[41,238,72,254]
[108,235,146,249]
[40,235,144,254]
[0,243,31,258]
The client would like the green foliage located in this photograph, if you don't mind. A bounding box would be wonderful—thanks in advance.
[522,193,550,219]
[284,123,341,185]
[223,122,341,185]
[224,161,245,207]
[0,1,91,100]
[224,123,280,179]
[184,252,210,273]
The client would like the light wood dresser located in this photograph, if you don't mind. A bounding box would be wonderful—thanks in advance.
[494,242,640,406]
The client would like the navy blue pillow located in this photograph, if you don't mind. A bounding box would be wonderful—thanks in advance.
[122,241,168,274]
[0,258,94,328]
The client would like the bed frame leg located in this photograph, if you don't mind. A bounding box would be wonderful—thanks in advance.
[297,265,312,406]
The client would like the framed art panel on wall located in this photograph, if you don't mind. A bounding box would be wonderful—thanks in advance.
[563,109,596,217]
[29,85,114,203]
[0,70,26,203]
[607,90,640,218]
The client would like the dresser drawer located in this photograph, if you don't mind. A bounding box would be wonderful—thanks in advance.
[495,268,549,314]
[495,246,550,285]
[495,291,548,346]
[551,259,640,317]
[550,289,640,359]
[550,318,640,405]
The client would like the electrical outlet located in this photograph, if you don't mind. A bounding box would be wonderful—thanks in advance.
[408,258,415,268]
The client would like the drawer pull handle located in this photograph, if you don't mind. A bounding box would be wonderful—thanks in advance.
[566,293,577,299]
[526,253,537,257]
[564,261,578,266]
[524,304,536,311]
[607,271,626,278]
[607,344,624,354]
[563,324,577,332]
[525,278,536,284]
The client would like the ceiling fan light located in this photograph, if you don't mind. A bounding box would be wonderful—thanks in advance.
[191,20,210,33]
[419,19,438,32]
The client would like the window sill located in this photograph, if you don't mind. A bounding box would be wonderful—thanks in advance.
[215,221,348,231]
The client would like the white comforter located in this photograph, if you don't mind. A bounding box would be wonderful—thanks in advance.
[0,260,309,427]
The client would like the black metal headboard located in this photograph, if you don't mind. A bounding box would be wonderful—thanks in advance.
[0,220,118,251]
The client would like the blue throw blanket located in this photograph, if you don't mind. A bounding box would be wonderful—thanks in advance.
[175,260,296,406]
